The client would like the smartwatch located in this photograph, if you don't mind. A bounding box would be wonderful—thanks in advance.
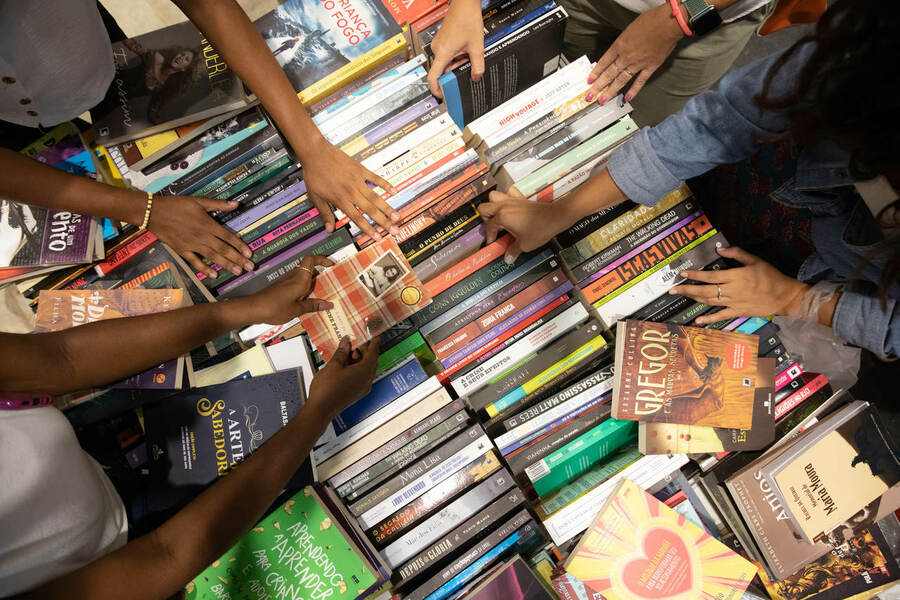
[681,0,722,36]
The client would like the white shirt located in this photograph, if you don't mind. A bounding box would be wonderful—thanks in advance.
[611,0,771,23]
[0,0,115,128]
[0,406,128,596]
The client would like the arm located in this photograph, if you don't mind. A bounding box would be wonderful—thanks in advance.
[18,336,380,600]
[0,149,253,279]
[426,0,485,98]
[0,255,333,396]
[173,0,402,240]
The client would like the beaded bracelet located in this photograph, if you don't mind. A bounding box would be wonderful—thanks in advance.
[140,191,154,229]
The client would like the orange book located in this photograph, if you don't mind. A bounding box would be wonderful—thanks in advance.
[35,288,183,332]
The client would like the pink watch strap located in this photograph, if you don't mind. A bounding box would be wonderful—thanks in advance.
[670,0,694,36]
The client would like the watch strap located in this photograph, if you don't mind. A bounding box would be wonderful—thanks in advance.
[682,0,713,19]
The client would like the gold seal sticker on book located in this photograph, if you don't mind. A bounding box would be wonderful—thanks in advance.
[400,285,422,305]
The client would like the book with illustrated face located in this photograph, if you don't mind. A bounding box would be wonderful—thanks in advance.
[564,477,755,600]
[613,320,759,429]
[300,237,431,362]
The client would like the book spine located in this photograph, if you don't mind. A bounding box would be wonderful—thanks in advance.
[421,235,509,296]
[501,393,609,456]
[340,411,470,501]
[212,163,301,219]
[571,200,697,282]
[235,198,311,244]
[530,150,611,203]
[331,81,432,149]
[774,362,803,390]
[349,424,485,517]
[482,0,557,45]
[93,230,157,276]
[367,450,502,546]
[392,185,485,245]
[315,378,444,464]
[409,220,483,269]
[555,203,637,253]
[667,300,710,325]
[636,293,693,322]
[394,494,527,584]
[501,366,614,430]
[526,418,636,496]
[333,359,428,434]
[384,149,478,211]
[224,179,308,232]
[192,145,286,198]
[352,105,446,163]
[308,53,405,116]
[363,114,457,173]
[414,226,487,283]
[380,469,516,569]
[377,332,429,375]
[774,374,829,420]
[329,400,467,490]
[451,302,589,397]
[216,155,293,201]
[403,205,479,262]
[340,96,440,158]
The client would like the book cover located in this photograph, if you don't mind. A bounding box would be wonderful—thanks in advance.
[564,477,755,600]
[255,0,402,99]
[299,237,431,362]
[764,402,900,543]
[0,200,96,267]
[460,556,555,600]
[34,288,183,331]
[185,486,380,600]
[613,320,759,429]
[92,21,248,145]
[333,356,427,433]
[144,370,305,510]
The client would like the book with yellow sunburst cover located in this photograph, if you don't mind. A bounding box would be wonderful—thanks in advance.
[564,478,755,600]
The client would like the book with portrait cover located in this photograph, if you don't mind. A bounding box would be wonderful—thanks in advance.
[563,477,755,600]
[299,237,431,362]
[92,20,250,145]
[185,486,380,600]
[612,320,759,429]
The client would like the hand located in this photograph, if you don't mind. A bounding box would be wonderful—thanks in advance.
[238,254,335,324]
[668,246,810,326]
[306,336,380,425]
[301,137,400,240]
[427,0,485,98]
[148,194,253,279]
[585,3,684,104]
[478,188,567,262]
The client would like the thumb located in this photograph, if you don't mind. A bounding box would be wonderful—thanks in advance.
[194,197,239,213]
[329,336,352,367]
[504,239,522,264]
[717,245,757,265]
[427,53,452,99]
[507,186,525,199]
[468,43,485,82]
[295,297,334,315]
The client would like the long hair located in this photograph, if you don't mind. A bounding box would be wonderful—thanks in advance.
[755,0,900,302]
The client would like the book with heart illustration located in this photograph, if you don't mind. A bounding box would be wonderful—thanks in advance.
[563,477,755,600]
[299,237,431,362]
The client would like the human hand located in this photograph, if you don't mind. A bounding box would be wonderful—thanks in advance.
[306,336,380,425]
[148,194,253,279]
[668,246,810,326]
[237,254,335,324]
[301,137,400,240]
[427,0,485,98]
[478,188,568,262]
[585,3,684,104]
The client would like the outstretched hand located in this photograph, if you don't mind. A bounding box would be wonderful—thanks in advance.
[307,336,380,424]
[240,254,335,325]
[301,138,401,241]
[149,194,253,279]
[478,188,566,262]
[584,3,684,104]
[427,0,485,98]
[669,246,810,326]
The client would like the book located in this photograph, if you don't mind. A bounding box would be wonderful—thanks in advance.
[92,21,250,145]
[34,288,183,332]
[299,237,432,362]
[564,477,755,600]
[1,199,100,269]
[185,486,380,600]
[334,356,428,433]
[613,320,759,429]
[447,556,555,600]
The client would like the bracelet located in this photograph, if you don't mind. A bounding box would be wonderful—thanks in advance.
[140,191,154,229]
[669,0,694,36]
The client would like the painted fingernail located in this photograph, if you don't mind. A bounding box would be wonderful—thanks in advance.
[624,93,633,103]
[504,254,515,265]
[389,226,400,236]
[587,76,596,84]
[244,261,254,271]
[597,96,607,105]
[231,266,242,275]
[585,92,594,102]
[318,300,334,311]
[391,212,402,222]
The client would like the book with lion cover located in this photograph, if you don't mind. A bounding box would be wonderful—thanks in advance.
[612,320,758,429]
[563,477,755,600]
[299,237,431,362]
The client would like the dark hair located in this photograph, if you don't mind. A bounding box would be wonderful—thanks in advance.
[755,0,899,305]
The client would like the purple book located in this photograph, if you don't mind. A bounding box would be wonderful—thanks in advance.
[1,200,95,267]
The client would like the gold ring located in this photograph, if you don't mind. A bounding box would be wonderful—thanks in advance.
[299,266,314,274]
[717,285,722,301]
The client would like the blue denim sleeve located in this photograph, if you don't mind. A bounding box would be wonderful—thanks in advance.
[607,43,815,205]
[832,290,900,358]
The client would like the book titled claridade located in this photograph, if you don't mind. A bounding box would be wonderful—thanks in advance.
[564,477,755,600]
[185,486,380,600]
[613,320,758,429]
[299,237,431,362]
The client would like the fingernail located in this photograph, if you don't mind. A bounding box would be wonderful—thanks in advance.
[391,212,401,222]
[242,248,252,258]
[318,300,334,311]
[209,271,218,279]
[504,254,515,265]
[338,335,350,349]
[231,267,242,275]
[587,76,596,84]
[668,288,677,294]
[585,92,594,102]
[389,226,400,236]
[597,96,607,105]
[325,222,334,232]
[244,261,254,271]
[624,93,633,103]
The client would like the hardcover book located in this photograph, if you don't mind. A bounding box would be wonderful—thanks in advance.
[299,237,431,362]
[564,477,755,600]
[92,21,249,145]
[186,486,380,600]
[613,320,759,429]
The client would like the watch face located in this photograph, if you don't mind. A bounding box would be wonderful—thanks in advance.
[692,9,722,35]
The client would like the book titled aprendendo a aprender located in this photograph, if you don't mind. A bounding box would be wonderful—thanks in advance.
[299,237,431,362]
[613,320,758,430]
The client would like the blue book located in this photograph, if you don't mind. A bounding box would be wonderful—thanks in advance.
[332,357,427,433]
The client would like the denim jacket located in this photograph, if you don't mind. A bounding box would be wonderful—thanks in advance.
[606,42,899,357]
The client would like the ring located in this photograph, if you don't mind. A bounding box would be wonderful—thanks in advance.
[717,285,722,301]
[299,266,314,275]
[622,68,633,78]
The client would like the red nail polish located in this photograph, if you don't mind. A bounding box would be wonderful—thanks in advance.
[585,93,594,102]
[587,76,596,84]
[624,93,633,102]
[598,96,607,105]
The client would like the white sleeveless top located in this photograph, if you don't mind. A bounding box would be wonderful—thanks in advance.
[0,406,128,596]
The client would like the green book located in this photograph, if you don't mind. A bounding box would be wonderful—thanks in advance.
[186,486,380,600]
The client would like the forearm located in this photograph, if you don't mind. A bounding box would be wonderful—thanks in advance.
[22,400,330,600]
[0,298,258,395]
[554,168,629,231]
[174,0,328,156]
[0,149,147,225]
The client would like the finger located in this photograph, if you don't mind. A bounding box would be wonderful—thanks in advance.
[208,239,249,276]
[194,197,239,213]
[364,166,398,198]
[356,194,394,236]
[598,70,634,104]
[695,308,740,326]
[291,254,335,294]
[589,50,618,85]
[625,68,653,102]
[185,251,217,279]
[330,335,352,366]
[295,297,334,314]
[360,189,400,234]
[311,195,336,233]
[356,336,381,372]
[427,53,453,98]
[468,42,486,82]
[345,203,379,241]
[679,269,730,284]
[668,283,717,302]
[504,239,522,264]
[717,245,758,265]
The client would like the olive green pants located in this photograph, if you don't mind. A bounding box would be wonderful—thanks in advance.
[560,0,768,126]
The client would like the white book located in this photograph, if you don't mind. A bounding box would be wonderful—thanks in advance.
[361,114,457,172]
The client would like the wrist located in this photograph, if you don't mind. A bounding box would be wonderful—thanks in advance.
[662,1,690,39]
[781,281,811,316]
[215,297,258,330]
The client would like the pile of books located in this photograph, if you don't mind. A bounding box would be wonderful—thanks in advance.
[6,2,900,599]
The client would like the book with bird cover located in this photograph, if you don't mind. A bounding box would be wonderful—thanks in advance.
[612,320,759,429]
